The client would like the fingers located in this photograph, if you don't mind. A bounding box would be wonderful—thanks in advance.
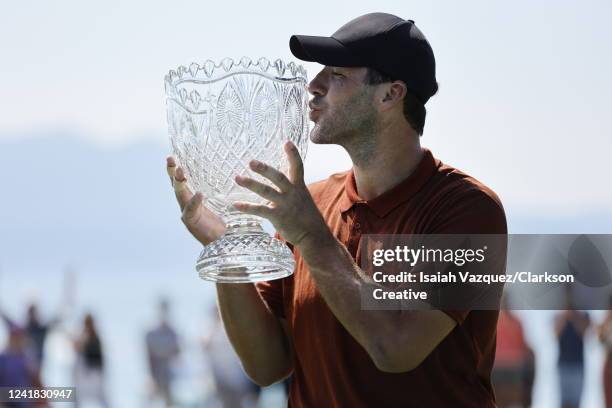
[173,166,194,212]
[234,175,282,201]
[181,192,203,224]
[248,160,292,192]
[166,156,177,184]
[233,201,272,218]
[285,141,304,184]
[166,156,187,194]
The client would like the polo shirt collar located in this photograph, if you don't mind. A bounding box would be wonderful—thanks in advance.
[339,148,437,218]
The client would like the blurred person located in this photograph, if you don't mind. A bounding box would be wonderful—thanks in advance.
[492,299,535,408]
[202,307,259,408]
[0,304,61,376]
[555,288,590,408]
[0,269,74,376]
[0,322,47,408]
[145,298,180,407]
[166,12,507,407]
[598,294,612,408]
[72,313,108,408]
[23,303,61,372]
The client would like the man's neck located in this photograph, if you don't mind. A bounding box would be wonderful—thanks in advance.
[348,127,423,201]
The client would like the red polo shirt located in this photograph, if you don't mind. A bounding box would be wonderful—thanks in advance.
[256,148,507,407]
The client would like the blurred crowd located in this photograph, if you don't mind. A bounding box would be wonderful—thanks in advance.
[492,291,612,408]
[0,296,286,408]
[0,275,281,408]
[1,286,612,407]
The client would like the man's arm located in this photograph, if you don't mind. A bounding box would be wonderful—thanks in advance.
[0,308,17,329]
[165,157,293,386]
[298,231,456,372]
[298,196,507,373]
[216,284,293,385]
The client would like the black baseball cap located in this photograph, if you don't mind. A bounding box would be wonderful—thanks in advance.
[289,13,438,104]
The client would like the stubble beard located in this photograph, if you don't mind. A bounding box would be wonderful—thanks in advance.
[309,88,379,165]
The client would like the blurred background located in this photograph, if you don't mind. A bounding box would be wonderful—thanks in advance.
[0,0,611,407]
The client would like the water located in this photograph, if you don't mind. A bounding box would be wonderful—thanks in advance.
[0,260,606,407]
[0,259,289,407]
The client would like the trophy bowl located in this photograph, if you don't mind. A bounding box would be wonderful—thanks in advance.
[164,57,309,283]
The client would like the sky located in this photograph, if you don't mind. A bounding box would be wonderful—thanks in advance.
[0,3,611,406]
[1,0,611,214]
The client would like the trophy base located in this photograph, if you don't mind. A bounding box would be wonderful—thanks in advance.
[195,213,295,283]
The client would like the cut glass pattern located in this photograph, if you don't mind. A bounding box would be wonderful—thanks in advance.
[165,58,309,283]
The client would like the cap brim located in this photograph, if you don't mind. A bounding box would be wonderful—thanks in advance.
[289,35,364,67]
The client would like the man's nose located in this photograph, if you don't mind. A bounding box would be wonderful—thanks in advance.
[307,82,322,96]
[307,71,327,96]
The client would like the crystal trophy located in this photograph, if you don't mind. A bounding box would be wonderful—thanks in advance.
[164,57,309,282]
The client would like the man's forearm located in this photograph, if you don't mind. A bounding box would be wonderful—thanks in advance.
[297,231,398,359]
[296,231,455,372]
[216,283,293,385]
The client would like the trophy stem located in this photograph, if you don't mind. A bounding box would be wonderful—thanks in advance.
[195,210,295,283]
[223,210,265,235]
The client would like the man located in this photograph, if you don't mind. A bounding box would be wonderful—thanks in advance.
[555,287,591,408]
[0,303,62,379]
[167,13,506,407]
[493,296,535,408]
[145,298,180,407]
[203,306,261,407]
[0,324,41,390]
[0,269,73,377]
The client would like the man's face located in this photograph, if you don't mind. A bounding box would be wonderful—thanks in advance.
[307,66,378,145]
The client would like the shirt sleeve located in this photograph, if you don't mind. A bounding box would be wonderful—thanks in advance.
[443,310,470,325]
[255,232,293,319]
[433,188,508,324]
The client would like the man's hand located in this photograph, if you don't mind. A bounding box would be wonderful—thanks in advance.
[166,157,227,245]
[233,141,330,246]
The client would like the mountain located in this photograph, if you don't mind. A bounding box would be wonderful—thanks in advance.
[1,133,610,270]
[0,133,199,269]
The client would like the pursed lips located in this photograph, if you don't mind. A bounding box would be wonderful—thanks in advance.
[308,105,322,121]
[308,101,323,111]
[308,101,324,121]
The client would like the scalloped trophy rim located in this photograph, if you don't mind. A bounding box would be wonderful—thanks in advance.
[165,57,307,86]
[164,57,308,115]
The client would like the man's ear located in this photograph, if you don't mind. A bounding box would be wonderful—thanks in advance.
[380,81,407,111]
